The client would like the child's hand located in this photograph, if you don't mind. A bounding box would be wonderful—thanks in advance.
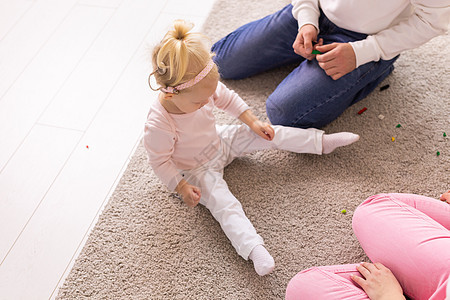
[251,120,275,141]
[238,110,275,140]
[179,183,201,207]
[351,262,405,300]
[440,190,450,203]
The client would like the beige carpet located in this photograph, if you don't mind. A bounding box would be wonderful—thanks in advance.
[57,1,449,299]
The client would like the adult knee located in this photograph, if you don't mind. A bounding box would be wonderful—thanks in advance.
[352,194,389,232]
[212,42,248,80]
[285,268,318,300]
[266,94,324,129]
[266,95,292,127]
[212,56,235,80]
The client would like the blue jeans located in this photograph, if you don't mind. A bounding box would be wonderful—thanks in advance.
[212,5,398,128]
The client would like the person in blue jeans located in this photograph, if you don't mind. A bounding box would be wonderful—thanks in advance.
[212,1,449,129]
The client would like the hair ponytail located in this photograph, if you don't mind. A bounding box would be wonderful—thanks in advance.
[151,20,218,92]
[170,19,192,40]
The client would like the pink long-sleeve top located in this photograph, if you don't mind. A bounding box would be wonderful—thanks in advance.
[144,82,249,191]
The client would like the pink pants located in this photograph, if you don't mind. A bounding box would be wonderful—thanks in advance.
[285,193,450,300]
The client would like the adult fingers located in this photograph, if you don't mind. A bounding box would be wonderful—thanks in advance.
[303,32,315,54]
[317,59,336,70]
[292,32,304,53]
[373,262,386,270]
[316,49,337,63]
[318,63,339,76]
[316,43,337,53]
[293,31,317,59]
[317,61,343,80]
[351,274,367,288]
[356,263,371,279]
[440,191,450,202]
[361,262,379,273]
[293,44,314,59]
[331,72,343,80]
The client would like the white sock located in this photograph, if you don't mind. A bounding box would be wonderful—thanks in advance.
[322,132,360,154]
[249,244,275,276]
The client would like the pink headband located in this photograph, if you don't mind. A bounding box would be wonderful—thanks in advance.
[161,60,215,94]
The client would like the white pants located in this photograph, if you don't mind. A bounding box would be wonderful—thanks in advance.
[181,125,323,259]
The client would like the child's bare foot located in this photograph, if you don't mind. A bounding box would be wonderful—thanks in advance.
[322,132,360,154]
[249,244,275,276]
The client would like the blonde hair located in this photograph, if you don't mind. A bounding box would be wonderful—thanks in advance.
[151,20,218,92]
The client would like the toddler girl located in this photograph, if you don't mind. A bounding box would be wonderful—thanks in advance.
[144,20,360,276]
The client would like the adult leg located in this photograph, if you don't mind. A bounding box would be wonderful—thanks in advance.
[286,264,369,300]
[266,13,398,129]
[212,4,302,79]
[353,193,450,299]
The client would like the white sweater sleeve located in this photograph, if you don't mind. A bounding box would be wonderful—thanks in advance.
[291,0,321,31]
[350,0,449,67]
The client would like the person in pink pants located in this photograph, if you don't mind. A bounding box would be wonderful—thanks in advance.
[286,191,450,300]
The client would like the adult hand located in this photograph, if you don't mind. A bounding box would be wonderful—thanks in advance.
[293,24,321,60]
[176,180,201,207]
[351,262,405,300]
[316,42,356,80]
[440,190,450,203]
[251,120,275,141]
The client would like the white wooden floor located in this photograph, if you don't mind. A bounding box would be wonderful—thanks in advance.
[0,0,216,299]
